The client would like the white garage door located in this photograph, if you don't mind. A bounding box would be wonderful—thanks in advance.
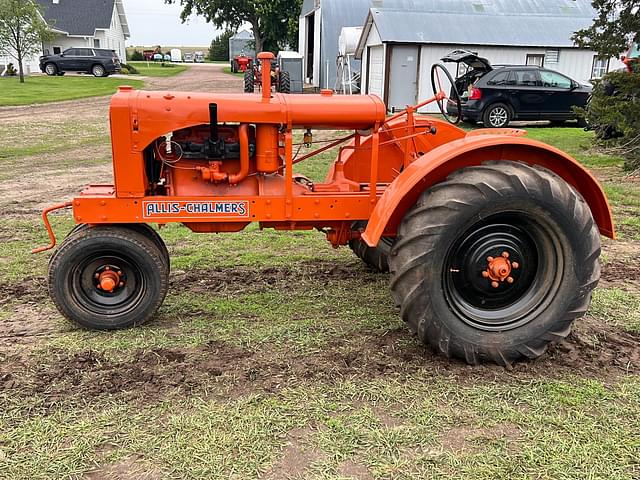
[367,45,384,98]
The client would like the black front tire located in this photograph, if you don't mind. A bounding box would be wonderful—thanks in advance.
[244,70,255,93]
[349,221,394,272]
[389,161,601,366]
[482,103,512,128]
[278,71,291,94]
[49,226,169,330]
[44,63,58,76]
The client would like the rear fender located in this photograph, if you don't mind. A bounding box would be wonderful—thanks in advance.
[362,135,615,246]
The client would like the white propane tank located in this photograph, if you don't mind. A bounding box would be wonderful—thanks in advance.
[338,27,363,56]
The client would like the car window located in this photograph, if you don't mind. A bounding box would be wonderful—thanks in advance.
[511,70,540,87]
[64,48,78,56]
[77,49,94,57]
[486,70,510,86]
[540,70,572,89]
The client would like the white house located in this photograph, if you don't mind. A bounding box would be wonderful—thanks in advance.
[355,0,624,112]
[1,0,130,75]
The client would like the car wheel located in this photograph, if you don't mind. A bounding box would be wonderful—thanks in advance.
[45,63,58,76]
[92,64,106,77]
[482,103,511,128]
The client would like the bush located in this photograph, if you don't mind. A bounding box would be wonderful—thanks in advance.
[581,71,640,170]
[120,63,139,74]
[129,49,144,61]
[120,67,129,75]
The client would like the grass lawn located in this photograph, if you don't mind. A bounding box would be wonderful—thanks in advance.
[0,123,638,479]
[0,76,144,107]
[127,61,188,77]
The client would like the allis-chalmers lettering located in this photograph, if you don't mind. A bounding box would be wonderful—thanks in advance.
[144,201,249,218]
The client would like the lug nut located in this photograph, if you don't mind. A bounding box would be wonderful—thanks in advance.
[94,273,100,279]
[487,256,494,262]
[482,271,489,278]
[491,281,499,289]
[507,277,514,284]
[502,251,510,258]
[512,262,519,269]
[119,282,124,287]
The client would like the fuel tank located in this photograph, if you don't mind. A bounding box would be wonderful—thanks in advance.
[111,87,387,152]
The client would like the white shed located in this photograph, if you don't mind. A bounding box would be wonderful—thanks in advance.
[355,0,625,112]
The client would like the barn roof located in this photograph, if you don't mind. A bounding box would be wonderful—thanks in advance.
[231,30,254,40]
[35,0,130,38]
[355,0,596,56]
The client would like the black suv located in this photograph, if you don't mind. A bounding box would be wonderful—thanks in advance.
[442,50,591,128]
[39,48,121,77]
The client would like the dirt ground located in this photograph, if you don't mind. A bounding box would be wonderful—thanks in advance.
[0,63,638,480]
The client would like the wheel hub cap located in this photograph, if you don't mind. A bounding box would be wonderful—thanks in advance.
[94,265,124,293]
[482,251,521,288]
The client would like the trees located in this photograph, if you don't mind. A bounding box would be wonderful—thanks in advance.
[209,29,232,61]
[573,0,640,170]
[0,0,52,83]
[572,0,639,58]
[166,0,302,53]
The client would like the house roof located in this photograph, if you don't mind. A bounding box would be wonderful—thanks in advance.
[35,0,130,38]
[356,1,596,57]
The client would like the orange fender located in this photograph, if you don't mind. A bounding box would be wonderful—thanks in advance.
[362,134,615,246]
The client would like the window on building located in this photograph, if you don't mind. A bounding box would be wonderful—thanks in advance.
[94,39,100,48]
[591,56,609,79]
[53,46,61,54]
[526,54,545,67]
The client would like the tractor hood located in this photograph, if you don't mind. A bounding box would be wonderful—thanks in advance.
[441,50,492,72]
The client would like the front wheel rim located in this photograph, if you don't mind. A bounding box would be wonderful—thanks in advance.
[442,212,564,331]
[70,252,146,316]
[46,65,55,75]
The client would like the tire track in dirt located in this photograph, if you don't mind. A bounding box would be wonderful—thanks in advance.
[0,262,638,409]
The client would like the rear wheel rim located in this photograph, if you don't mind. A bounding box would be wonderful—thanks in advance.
[442,212,564,331]
[93,66,104,76]
[489,107,508,127]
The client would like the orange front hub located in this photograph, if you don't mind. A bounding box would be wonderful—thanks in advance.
[95,266,123,293]
[482,251,520,288]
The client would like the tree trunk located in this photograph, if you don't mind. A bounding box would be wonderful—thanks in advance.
[251,19,264,54]
[17,51,24,83]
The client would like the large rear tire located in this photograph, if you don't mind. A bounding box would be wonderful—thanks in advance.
[49,226,169,330]
[389,161,601,366]
[349,221,394,272]
[244,70,255,93]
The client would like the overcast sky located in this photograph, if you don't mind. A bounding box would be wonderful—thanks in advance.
[123,0,223,47]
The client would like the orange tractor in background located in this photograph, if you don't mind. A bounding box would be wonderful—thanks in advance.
[35,52,614,366]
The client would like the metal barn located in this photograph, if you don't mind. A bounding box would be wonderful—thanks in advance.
[229,30,256,61]
[355,0,624,112]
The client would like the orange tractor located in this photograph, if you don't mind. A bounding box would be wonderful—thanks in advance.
[35,52,614,366]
